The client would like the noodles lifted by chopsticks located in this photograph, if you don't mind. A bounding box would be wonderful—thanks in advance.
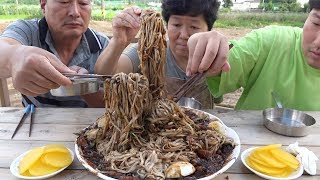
[138,9,167,99]
[82,9,231,179]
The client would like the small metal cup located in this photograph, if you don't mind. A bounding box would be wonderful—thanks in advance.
[262,108,316,137]
[177,97,203,110]
[50,78,100,96]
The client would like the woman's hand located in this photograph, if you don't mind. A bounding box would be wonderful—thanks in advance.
[112,6,142,46]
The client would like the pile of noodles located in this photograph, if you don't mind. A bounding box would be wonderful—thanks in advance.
[84,10,228,179]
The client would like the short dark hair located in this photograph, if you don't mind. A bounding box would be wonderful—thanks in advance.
[161,0,220,30]
[309,0,320,10]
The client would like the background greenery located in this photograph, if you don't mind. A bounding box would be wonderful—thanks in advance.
[0,0,308,28]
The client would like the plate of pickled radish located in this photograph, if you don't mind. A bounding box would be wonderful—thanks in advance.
[241,144,303,180]
[10,144,74,179]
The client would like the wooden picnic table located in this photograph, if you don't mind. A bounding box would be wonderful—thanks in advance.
[0,107,319,179]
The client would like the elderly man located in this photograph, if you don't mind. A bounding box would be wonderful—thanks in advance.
[186,0,320,110]
[0,0,109,107]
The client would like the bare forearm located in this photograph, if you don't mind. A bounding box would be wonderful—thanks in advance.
[95,38,128,75]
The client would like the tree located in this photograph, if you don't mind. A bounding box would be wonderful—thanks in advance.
[223,0,233,8]
[16,0,19,5]
[101,0,105,18]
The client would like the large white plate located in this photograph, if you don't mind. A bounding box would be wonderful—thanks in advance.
[241,147,303,180]
[10,147,74,180]
[75,108,241,179]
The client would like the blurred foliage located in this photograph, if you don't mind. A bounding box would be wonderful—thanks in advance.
[0,0,308,29]
[0,4,41,16]
[222,0,233,8]
[260,0,310,12]
[216,11,307,28]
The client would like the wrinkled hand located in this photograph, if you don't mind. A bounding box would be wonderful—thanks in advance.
[112,6,141,45]
[11,46,75,97]
[186,31,231,77]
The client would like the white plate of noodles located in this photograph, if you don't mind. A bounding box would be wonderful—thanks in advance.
[75,108,241,180]
[75,9,240,179]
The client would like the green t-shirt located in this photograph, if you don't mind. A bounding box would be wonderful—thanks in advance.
[206,25,320,110]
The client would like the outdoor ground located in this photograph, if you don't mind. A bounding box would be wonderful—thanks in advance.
[0,20,251,107]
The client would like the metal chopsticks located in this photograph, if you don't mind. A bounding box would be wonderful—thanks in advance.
[11,104,35,139]
[172,44,234,102]
[172,72,205,102]
[62,73,112,80]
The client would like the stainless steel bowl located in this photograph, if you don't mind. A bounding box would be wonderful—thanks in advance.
[177,97,202,110]
[262,108,316,137]
[50,78,100,96]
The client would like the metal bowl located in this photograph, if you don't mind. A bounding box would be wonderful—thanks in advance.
[262,108,316,137]
[177,97,202,110]
[50,78,100,97]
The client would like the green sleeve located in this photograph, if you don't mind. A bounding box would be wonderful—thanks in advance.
[206,26,278,98]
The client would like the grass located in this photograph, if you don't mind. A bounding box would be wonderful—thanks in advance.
[215,12,308,28]
[0,14,41,20]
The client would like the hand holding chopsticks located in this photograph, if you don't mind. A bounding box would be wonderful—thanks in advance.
[11,104,35,139]
[172,42,234,102]
[171,73,205,102]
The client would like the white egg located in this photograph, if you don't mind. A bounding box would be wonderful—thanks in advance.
[165,161,195,178]
[208,121,226,135]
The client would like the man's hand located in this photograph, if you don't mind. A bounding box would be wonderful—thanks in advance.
[10,46,75,96]
[112,6,141,45]
[186,30,231,77]
[69,65,89,74]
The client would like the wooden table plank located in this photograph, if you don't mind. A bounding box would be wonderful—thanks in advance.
[0,168,101,180]
[0,107,104,124]
[0,124,86,141]
[2,123,319,146]
[1,107,319,126]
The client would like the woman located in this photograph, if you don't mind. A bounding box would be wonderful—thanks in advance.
[95,0,223,108]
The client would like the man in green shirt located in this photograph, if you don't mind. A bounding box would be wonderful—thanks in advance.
[186,0,320,110]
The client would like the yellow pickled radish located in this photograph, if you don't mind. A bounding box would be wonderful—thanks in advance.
[43,144,69,154]
[246,158,284,175]
[245,144,301,178]
[20,170,32,177]
[19,147,44,174]
[248,153,270,167]
[254,144,282,152]
[28,160,59,176]
[251,151,287,168]
[270,148,299,169]
[42,152,72,168]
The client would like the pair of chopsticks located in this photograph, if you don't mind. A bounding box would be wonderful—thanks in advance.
[62,73,112,81]
[11,104,35,139]
[172,73,205,102]
[172,44,234,102]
